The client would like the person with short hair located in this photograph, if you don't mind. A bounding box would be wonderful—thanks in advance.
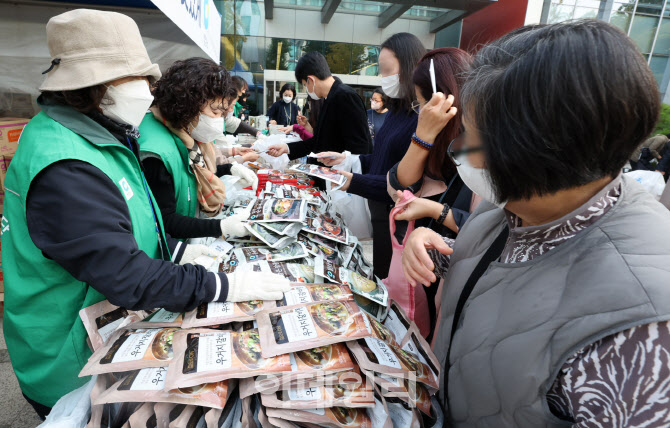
[266,51,371,159]
[268,83,301,126]
[367,87,388,146]
[138,57,259,240]
[1,9,289,419]
[402,20,670,426]
[225,75,261,137]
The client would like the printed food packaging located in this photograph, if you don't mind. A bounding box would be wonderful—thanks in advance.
[182,300,277,328]
[125,309,183,329]
[154,402,179,428]
[315,257,389,307]
[246,198,308,223]
[95,366,231,409]
[266,406,373,428]
[346,337,439,391]
[167,405,205,428]
[260,376,375,410]
[399,327,441,385]
[80,328,179,376]
[165,328,292,389]
[368,371,432,416]
[298,233,340,262]
[86,375,109,428]
[385,397,422,428]
[204,388,240,428]
[277,283,354,308]
[230,242,307,263]
[240,261,315,283]
[126,402,156,427]
[362,313,399,347]
[259,220,303,237]
[382,301,411,344]
[366,393,394,428]
[80,300,142,352]
[245,222,297,249]
[303,216,349,245]
[256,298,373,358]
[289,164,347,187]
[239,370,357,398]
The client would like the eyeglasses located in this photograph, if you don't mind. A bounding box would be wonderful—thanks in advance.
[411,100,426,114]
[447,133,484,166]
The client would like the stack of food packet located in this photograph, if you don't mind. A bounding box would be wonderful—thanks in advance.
[77,164,445,428]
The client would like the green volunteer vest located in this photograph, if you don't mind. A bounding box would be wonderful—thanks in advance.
[1,106,169,407]
[138,111,197,224]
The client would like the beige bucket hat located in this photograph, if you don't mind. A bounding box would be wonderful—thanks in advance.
[40,9,161,91]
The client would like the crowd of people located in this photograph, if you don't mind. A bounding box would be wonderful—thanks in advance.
[3,8,670,428]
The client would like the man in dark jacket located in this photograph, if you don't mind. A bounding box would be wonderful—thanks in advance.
[266,52,371,160]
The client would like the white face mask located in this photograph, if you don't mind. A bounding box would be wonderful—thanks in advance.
[283,96,293,104]
[456,155,507,208]
[371,100,382,111]
[381,74,401,99]
[100,79,153,128]
[190,113,224,143]
[306,78,320,100]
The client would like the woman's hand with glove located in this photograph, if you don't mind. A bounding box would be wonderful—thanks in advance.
[220,212,249,238]
[230,163,258,191]
[225,271,290,301]
[179,245,222,266]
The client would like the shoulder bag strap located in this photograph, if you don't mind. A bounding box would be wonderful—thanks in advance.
[443,225,508,415]
[447,225,509,348]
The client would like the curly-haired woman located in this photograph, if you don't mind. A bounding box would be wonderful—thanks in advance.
[138,57,259,240]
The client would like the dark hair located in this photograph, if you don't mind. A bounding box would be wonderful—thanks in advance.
[371,88,388,109]
[41,85,108,114]
[153,57,230,130]
[224,86,239,108]
[462,20,660,201]
[280,83,296,100]
[231,75,248,93]
[380,33,426,114]
[295,52,332,84]
[413,48,472,181]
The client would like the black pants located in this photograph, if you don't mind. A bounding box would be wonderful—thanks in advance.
[23,393,51,420]
[368,200,407,279]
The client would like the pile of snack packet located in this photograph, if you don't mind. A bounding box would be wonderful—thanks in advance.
[77,164,445,428]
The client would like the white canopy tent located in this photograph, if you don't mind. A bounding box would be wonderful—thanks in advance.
[0,0,220,117]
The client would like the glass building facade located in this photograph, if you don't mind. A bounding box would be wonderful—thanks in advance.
[546,0,670,96]
[216,0,385,115]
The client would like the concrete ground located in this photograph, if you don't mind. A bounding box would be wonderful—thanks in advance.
[0,240,373,428]
[0,304,43,428]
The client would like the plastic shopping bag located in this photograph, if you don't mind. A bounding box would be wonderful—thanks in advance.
[625,170,666,200]
[37,376,97,428]
[252,134,301,172]
[327,152,373,238]
[382,191,430,338]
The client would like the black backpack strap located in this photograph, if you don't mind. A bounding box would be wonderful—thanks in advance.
[446,225,509,362]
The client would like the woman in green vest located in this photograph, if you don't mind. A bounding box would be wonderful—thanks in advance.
[139,58,259,240]
[1,9,289,419]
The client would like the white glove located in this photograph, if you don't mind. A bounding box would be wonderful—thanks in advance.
[220,212,248,238]
[226,271,290,302]
[179,245,222,266]
[230,163,258,191]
